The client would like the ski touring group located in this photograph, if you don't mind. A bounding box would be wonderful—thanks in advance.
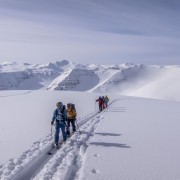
[50,95,109,150]
[96,95,109,111]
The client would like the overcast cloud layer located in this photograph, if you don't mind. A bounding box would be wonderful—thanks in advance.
[0,0,180,65]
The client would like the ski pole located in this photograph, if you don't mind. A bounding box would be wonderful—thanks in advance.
[51,125,53,136]
[75,120,81,135]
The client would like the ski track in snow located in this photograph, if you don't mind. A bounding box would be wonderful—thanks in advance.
[33,114,104,180]
[0,91,32,98]
[0,100,116,180]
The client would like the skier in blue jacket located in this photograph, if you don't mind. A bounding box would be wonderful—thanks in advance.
[51,102,67,146]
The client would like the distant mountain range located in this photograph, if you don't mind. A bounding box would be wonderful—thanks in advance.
[0,60,180,101]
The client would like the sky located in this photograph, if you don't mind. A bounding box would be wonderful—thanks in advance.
[0,0,180,65]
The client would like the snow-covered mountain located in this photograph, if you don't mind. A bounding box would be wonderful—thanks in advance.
[1,60,180,101]
[0,60,74,90]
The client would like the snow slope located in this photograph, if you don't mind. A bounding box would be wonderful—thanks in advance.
[0,90,180,180]
[48,68,100,91]
[81,98,180,180]
[127,66,180,101]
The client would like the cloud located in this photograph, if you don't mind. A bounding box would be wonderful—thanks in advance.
[0,0,180,65]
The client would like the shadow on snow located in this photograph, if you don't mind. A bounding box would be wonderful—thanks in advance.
[95,132,122,136]
[90,142,131,148]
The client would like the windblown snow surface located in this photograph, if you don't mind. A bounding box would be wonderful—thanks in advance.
[0,90,180,180]
[0,61,180,180]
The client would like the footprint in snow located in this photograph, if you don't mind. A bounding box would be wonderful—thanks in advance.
[91,168,100,174]
[94,153,100,157]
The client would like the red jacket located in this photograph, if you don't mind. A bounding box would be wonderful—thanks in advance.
[96,98,104,105]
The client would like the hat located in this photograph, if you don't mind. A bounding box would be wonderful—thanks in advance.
[56,102,62,106]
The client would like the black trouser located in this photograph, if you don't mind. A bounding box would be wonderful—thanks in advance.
[66,118,76,135]
[99,104,102,111]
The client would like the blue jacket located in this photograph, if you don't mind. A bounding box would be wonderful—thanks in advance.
[52,105,67,124]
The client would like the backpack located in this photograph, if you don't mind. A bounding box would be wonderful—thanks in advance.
[71,103,76,112]
[105,96,109,102]
[55,105,66,122]
[99,97,104,105]
[67,103,76,112]
[67,103,77,119]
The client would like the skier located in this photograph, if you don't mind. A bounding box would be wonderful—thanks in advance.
[96,96,104,111]
[104,95,109,108]
[51,102,67,147]
[66,103,77,136]
[101,96,106,110]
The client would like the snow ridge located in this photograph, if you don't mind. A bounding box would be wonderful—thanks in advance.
[1,60,180,101]
[0,61,152,92]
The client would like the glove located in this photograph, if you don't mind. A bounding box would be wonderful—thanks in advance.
[51,121,54,125]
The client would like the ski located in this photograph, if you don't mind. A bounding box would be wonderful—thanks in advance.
[47,142,64,155]
[66,133,72,139]
[47,133,73,155]
[47,147,56,155]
